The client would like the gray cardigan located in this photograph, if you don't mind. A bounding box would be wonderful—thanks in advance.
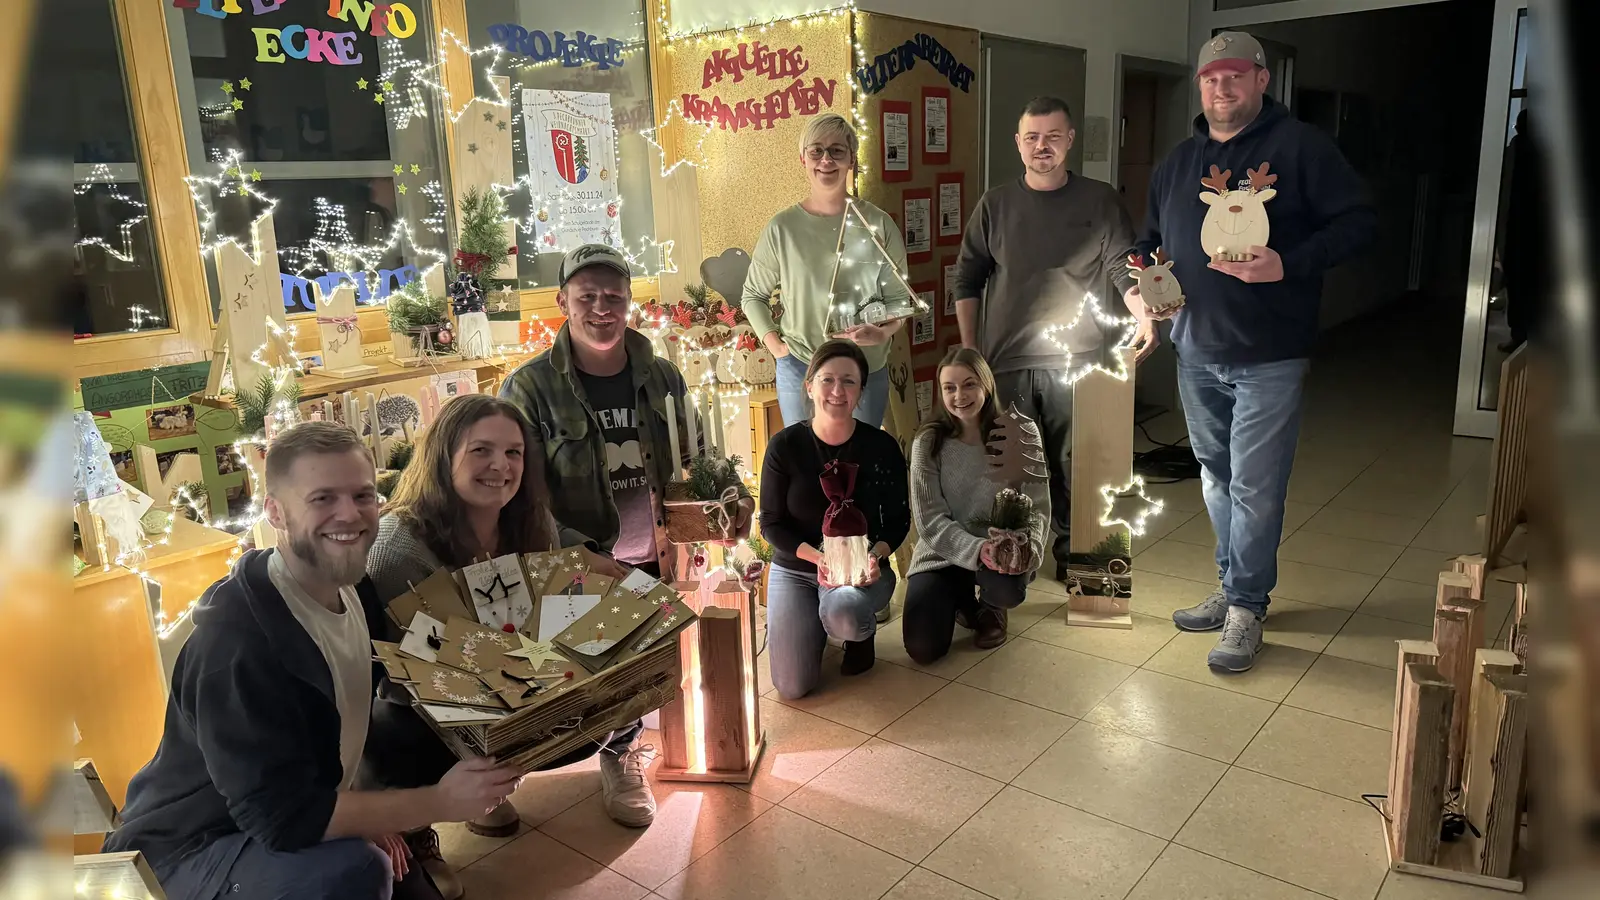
[366,515,446,607]
[907,430,1050,578]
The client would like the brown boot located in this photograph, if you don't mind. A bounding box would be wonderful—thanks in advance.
[406,827,464,900]
[973,604,1008,650]
[465,799,520,838]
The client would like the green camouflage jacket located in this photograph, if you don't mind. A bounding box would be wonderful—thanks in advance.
[499,324,745,576]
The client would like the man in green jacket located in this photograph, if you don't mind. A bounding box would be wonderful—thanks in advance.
[499,244,753,581]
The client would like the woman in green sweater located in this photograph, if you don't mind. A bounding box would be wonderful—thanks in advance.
[903,348,1050,663]
[740,112,912,429]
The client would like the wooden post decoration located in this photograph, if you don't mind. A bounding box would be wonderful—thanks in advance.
[1433,569,1486,790]
[1388,639,1439,810]
[313,282,379,377]
[213,213,291,395]
[1463,672,1528,878]
[1199,162,1277,262]
[1390,661,1453,865]
[131,445,203,512]
[1066,345,1137,628]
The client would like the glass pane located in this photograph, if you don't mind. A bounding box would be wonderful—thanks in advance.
[1478,8,1531,410]
[167,0,452,323]
[1214,0,1299,9]
[72,0,169,339]
[464,0,658,289]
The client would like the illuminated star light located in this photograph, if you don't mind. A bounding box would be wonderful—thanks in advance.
[1040,292,1140,386]
[185,149,279,257]
[1099,476,1165,537]
[640,98,716,177]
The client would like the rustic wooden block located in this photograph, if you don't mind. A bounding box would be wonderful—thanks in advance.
[1450,555,1488,601]
[697,607,751,773]
[1389,640,1439,807]
[1432,601,1482,789]
[1435,571,1474,611]
[1465,672,1528,878]
[1392,662,1454,865]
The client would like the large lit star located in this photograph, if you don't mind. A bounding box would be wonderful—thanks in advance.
[1099,476,1165,537]
[641,99,715,177]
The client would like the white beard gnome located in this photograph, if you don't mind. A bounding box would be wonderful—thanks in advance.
[820,458,873,585]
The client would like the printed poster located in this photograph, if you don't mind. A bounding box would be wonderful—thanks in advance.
[904,196,931,256]
[912,293,935,345]
[884,110,910,173]
[522,89,621,252]
[915,380,933,422]
[924,94,948,155]
[938,181,962,239]
[943,262,959,316]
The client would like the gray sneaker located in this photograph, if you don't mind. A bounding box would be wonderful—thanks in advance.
[1208,605,1265,672]
[1172,590,1229,632]
[876,604,892,624]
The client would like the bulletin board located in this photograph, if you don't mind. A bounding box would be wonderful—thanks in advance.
[853,14,981,446]
[669,16,856,271]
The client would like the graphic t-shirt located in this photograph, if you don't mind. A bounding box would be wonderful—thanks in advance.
[576,365,657,565]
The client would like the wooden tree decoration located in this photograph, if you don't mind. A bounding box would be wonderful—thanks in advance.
[211,213,292,397]
[983,404,1047,572]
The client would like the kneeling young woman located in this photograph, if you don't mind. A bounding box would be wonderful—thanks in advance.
[759,340,910,699]
[903,348,1049,664]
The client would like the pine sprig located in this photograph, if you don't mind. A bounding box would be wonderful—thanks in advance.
[685,453,742,501]
[226,372,297,436]
[969,487,1038,533]
[684,282,711,308]
[386,280,451,334]
[456,186,512,281]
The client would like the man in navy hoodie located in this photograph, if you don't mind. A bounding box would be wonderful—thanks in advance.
[1133,32,1375,672]
[104,422,522,899]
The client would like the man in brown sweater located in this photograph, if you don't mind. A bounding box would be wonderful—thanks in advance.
[955,96,1145,574]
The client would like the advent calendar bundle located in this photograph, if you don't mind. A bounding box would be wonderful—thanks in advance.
[377,546,696,772]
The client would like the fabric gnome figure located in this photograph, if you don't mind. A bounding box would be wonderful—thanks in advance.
[449,272,493,360]
[819,458,873,585]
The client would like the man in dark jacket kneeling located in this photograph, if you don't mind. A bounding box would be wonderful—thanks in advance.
[104,422,522,900]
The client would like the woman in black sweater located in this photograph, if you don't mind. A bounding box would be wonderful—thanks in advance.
[759,340,910,699]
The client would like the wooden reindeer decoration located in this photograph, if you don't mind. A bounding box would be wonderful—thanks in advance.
[1125,249,1186,317]
[1199,163,1278,262]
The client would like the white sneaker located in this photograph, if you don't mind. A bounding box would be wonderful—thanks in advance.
[599,744,657,827]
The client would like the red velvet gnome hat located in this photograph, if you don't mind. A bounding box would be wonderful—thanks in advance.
[820,459,867,540]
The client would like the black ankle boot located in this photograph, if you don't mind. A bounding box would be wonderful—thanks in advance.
[841,637,876,676]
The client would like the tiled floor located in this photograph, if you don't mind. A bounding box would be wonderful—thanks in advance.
[441,308,1518,899]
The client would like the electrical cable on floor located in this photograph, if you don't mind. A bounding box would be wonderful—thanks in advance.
[1360,792,1480,843]
[1132,420,1202,483]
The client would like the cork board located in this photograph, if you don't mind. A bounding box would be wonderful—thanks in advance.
[669,16,854,264]
[854,15,980,432]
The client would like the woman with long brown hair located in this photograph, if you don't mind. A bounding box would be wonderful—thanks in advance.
[902,348,1049,664]
[365,395,656,900]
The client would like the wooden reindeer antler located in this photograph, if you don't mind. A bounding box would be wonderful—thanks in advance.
[1152,247,1170,266]
[1201,165,1232,193]
[1246,162,1278,191]
[1125,252,1147,271]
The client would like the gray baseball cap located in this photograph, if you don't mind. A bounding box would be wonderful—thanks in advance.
[1197,31,1266,76]
[557,243,631,286]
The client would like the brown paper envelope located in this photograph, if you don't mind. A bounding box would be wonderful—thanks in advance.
[553,582,669,671]
[387,567,473,630]
[371,641,410,680]
[435,616,523,676]
[606,596,699,667]
[402,659,507,710]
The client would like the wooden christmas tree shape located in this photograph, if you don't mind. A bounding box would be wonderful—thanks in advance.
[987,404,1048,489]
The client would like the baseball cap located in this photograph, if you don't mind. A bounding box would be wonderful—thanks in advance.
[557,243,631,286]
[1196,31,1266,76]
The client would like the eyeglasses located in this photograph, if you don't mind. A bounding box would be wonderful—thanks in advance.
[804,144,852,162]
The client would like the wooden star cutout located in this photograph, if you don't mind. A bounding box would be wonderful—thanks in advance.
[373,93,385,104]
[239,78,252,91]
[221,81,234,94]
[356,77,369,90]
[231,98,244,110]
[496,120,507,131]
[483,110,495,121]
[466,142,478,154]
[504,634,567,666]
[1098,476,1165,537]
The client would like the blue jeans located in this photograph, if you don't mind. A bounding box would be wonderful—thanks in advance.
[1176,356,1310,618]
[158,835,409,900]
[766,562,897,700]
[775,353,890,429]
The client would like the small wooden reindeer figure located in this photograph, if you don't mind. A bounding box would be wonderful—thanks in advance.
[1199,163,1278,262]
[1125,249,1186,317]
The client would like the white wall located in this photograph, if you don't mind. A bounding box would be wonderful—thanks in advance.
[667,0,1194,182]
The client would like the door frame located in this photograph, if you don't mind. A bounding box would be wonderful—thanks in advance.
[1452,0,1526,437]
[1109,54,1191,196]
[978,32,1089,191]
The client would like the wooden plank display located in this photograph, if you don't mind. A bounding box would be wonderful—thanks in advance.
[1389,640,1439,807]
[1065,346,1137,628]
[1432,598,1479,790]
[1390,662,1453,865]
[1463,650,1522,804]
[1465,672,1528,880]
[1482,345,1527,567]
[213,213,290,396]
[312,283,378,378]
[1435,571,1475,610]
[658,575,766,783]
[451,75,517,285]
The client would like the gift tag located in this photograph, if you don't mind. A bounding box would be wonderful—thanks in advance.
[387,568,473,631]
[460,554,533,632]
[398,611,446,663]
[536,592,602,642]
[619,567,659,595]
[554,582,674,671]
